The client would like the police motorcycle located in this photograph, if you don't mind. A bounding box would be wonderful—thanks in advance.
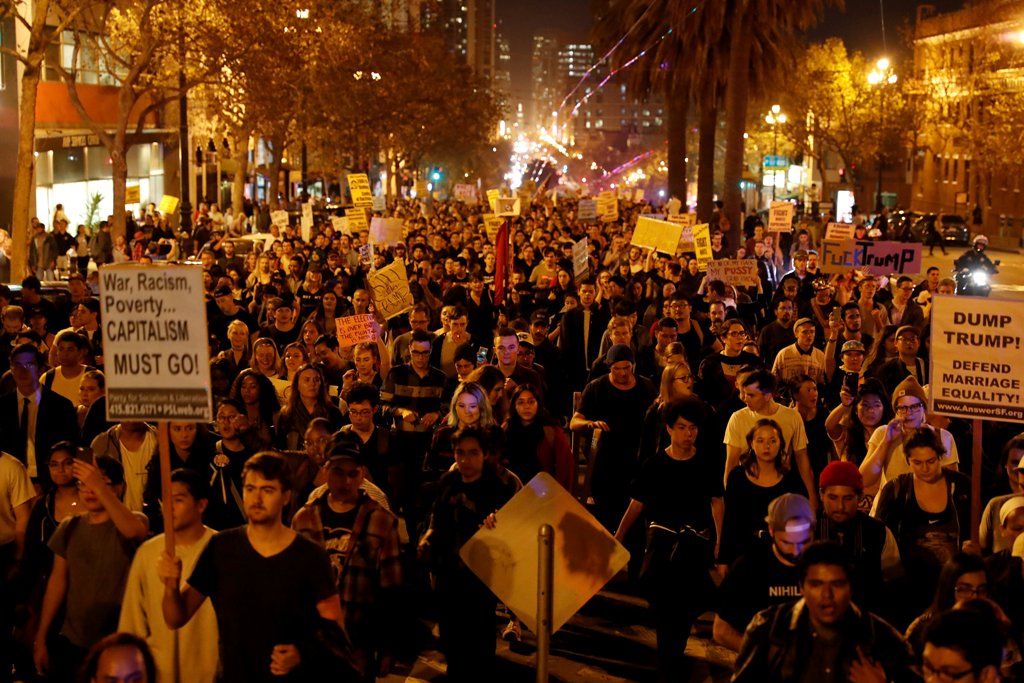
[953,234,999,297]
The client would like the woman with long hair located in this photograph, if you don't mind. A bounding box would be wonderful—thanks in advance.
[638,362,698,464]
[826,378,892,465]
[306,289,343,336]
[251,337,282,380]
[504,384,574,490]
[427,381,502,477]
[718,419,805,567]
[280,342,310,383]
[298,319,321,359]
[143,421,216,531]
[905,553,988,656]
[466,365,508,425]
[229,368,279,447]
[77,369,108,439]
[863,325,899,380]
[217,319,251,381]
[22,442,80,608]
[276,364,343,451]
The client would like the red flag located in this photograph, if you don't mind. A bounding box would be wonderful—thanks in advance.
[494,221,509,305]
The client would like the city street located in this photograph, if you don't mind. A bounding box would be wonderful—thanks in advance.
[922,244,1024,300]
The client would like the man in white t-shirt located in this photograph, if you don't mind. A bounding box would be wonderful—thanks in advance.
[723,369,817,507]
[40,330,90,405]
[90,422,158,512]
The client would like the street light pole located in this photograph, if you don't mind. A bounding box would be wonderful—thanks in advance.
[765,104,786,201]
[867,58,898,213]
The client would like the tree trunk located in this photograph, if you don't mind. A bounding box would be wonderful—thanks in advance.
[722,1,751,250]
[267,136,284,209]
[110,145,128,243]
[231,132,248,217]
[697,97,717,222]
[12,65,41,282]
[666,82,688,206]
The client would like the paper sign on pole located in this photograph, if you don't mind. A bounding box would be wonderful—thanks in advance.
[496,197,521,217]
[768,201,795,232]
[301,203,313,242]
[819,240,922,276]
[482,214,503,241]
[572,237,589,285]
[348,173,373,208]
[632,216,684,255]
[371,195,386,213]
[100,264,211,421]
[706,259,761,287]
[366,260,414,320]
[454,183,478,204]
[929,296,1024,423]
[330,215,350,235]
[345,208,369,233]
[460,473,629,635]
[825,222,856,240]
[125,185,141,204]
[693,223,712,270]
[334,314,379,348]
[486,189,501,212]
[271,210,290,228]
[597,191,618,222]
[157,195,179,215]
[577,199,598,221]
[369,217,403,245]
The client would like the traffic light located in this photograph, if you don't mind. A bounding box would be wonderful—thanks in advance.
[838,167,846,181]
[432,167,442,182]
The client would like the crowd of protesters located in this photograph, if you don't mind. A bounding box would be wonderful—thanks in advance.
[0,192,1019,683]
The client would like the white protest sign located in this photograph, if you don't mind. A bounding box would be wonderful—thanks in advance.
[929,296,1024,423]
[768,201,794,232]
[330,215,350,235]
[633,188,645,203]
[572,237,589,285]
[706,259,761,287]
[461,474,630,635]
[577,199,598,221]
[454,183,478,204]
[366,260,414,319]
[371,195,386,212]
[301,203,313,242]
[369,217,403,245]
[825,222,856,240]
[271,210,290,228]
[100,264,211,421]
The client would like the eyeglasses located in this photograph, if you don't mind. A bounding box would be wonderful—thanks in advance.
[673,375,693,382]
[348,409,373,417]
[897,335,919,342]
[921,659,978,682]
[895,403,925,414]
[953,583,988,598]
[726,331,746,338]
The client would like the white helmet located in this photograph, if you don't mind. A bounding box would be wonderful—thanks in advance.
[973,234,989,246]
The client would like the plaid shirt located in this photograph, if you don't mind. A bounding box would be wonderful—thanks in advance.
[292,490,402,669]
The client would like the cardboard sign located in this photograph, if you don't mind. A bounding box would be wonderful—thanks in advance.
[99,264,211,421]
[371,195,386,212]
[334,314,379,348]
[348,173,373,208]
[486,189,500,212]
[597,191,618,222]
[706,259,760,287]
[300,203,313,242]
[496,197,521,217]
[414,179,428,197]
[826,222,855,240]
[820,240,922,276]
[330,215,350,235]
[633,189,645,203]
[460,473,630,635]
[482,214,503,241]
[125,185,141,204]
[271,210,290,228]
[632,216,684,255]
[929,296,1024,423]
[369,217,403,246]
[345,208,369,233]
[454,183,477,204]
[366,260,414,320]
[572,237,589,285]
[768,201,794,232]
[157,195,179,215]
[577,199,598,221]
[693,223,712,270]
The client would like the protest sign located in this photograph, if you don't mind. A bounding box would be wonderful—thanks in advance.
[597,191,618,222]
[666,197,682,215]
[572,237,589,285]
[454,183,478,204]
[517,189,532,210]
[693,223,712,270]
[157,195,179,215]
[358,244,372,267]
[330,215,350,235]
[414,178,428,197]
[577,199,598,221]
[460,473,629,635]
[369,217,403,245]
[929,296,1024,423]
[334,314,379,348]
[125,185,140,204]
[367,260,414,320]
[825,222,856,240]
[345,207,369,233]
[482,214,503,241]
[706,259,760,287]
[667,213,696,228]
[496,197,521,217]
[348,173,373,207]
[633,189,645,203]
[99,264,211,421]
[768,201,794,232]
[301,203,313,242]
[632,216,684,255]
[371,195,386,212]
[819,240,922,276]
[271,210,289,228]
[486,188,500,212]
[678,226,695,251]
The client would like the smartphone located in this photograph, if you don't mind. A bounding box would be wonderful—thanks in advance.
[476,347,489,365]
[843,371,859,395]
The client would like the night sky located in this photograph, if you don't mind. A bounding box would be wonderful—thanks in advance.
[497,0,968,99]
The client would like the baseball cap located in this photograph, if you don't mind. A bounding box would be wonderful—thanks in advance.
[766,493,814,533]
[325,439,365,467]
[895,325,919,340]
[841,340,865,355]
[530,310,550,326]
[213,285,233,299]
[793,317,815,331]
[516,332,535,349]
[1000,496,1024,526]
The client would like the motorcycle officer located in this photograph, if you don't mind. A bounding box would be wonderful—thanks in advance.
[954,234,997,274]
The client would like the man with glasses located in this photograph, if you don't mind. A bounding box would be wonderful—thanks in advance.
[0,343,77,488]
[877,325,928,393]
[861,377,959,498]
[885,275,925,331]
[696,319,760,414]
[335,382,395,505]
[668,294,708,372]
[388,304,434,367]
[921,609,1002,683]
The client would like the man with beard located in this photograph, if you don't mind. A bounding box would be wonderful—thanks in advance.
[757,298,797,364]
[159,452,348,683]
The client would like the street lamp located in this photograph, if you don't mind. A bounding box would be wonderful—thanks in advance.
[867,58,898,212]
[765,104,787,200]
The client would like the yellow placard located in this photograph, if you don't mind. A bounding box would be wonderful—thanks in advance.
[345,207,369,233]
[667,213,696,228]
[483,214,503,241]
[486,189,500,212]
[367,260,414,320]
[414,179,429,197]
[348,173,373,208]
[597,191,618,222]
[632,216,684,255]
[693,223,712,270]
[157,195,179,215]
[125,185,140,204]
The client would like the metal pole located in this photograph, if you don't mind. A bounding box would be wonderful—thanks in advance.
[971,419,982,543]
[177,4,191,234]
[771,125,777,201]
[536,524,554,683]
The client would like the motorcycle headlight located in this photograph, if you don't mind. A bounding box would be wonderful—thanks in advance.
[971,271,989,286]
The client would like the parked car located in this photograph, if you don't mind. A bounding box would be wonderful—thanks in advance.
[912,214,970,245]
